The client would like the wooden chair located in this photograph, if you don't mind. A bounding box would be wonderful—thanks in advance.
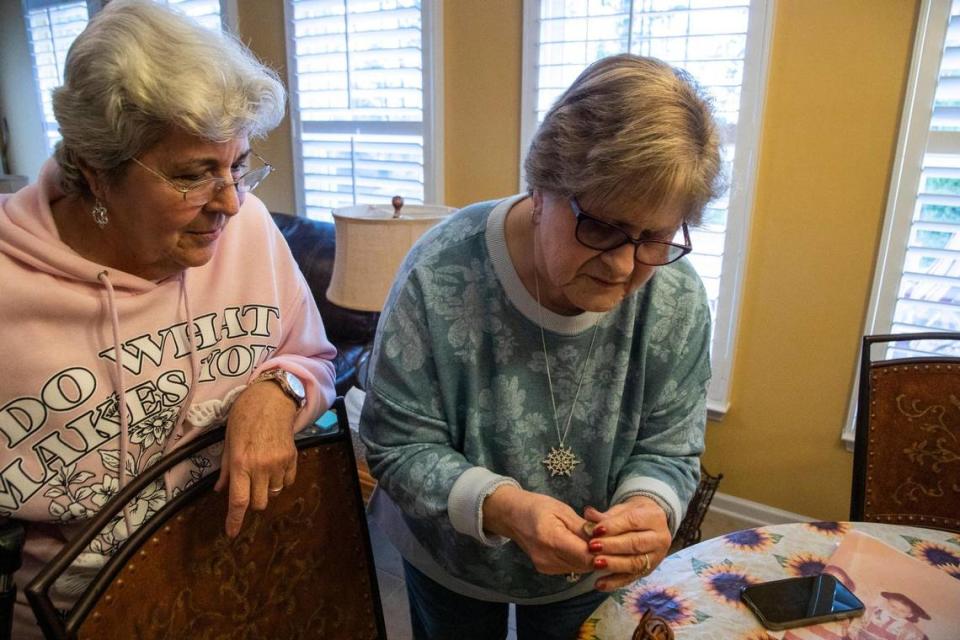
[669,463,723,553]
[0,518,25,640]
[26,397,386,639]
[850,332,960,533]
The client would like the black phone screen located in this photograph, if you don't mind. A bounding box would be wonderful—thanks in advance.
[740,574,865,629]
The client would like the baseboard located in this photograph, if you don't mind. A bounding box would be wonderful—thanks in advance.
[709,492,814,529]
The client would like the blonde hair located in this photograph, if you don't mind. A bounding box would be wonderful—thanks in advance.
[524,54,723,224]
[52,0,286,195]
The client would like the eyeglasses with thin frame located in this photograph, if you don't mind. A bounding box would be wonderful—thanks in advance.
[132,152,273,207]
[568,196,692,266]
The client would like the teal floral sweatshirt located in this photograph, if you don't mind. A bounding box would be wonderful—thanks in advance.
[360,194,711,603]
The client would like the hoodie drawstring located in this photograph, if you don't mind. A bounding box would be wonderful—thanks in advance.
[98,270,135,537]
[162,271,200,496]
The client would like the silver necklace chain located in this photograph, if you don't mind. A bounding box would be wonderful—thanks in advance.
[533,228,600,476]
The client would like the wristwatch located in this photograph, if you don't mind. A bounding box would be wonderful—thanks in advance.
[252,368,306,409]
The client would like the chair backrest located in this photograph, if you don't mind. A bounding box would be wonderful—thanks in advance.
[0,518,25,640]
[669,464,723,553]
[850,332,960,533]
[27,397,386,640]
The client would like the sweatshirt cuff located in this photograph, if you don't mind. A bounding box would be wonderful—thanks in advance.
[448,467,521,547]
[611,476,683,535]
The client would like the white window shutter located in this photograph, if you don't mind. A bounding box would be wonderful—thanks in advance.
[161,0,224,31]
[287,0,427,221]
[23,0,225,157]
[24,0,90,154]
[888,4,960,358]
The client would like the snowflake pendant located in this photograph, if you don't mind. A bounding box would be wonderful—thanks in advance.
[543,446,580,477]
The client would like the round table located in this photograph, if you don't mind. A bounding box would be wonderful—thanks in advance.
[580,521,960,640]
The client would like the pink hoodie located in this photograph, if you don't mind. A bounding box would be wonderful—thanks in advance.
[0,160,337,637]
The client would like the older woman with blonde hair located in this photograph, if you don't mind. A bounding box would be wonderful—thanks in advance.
[0,1,336,637]
[361,54,722,639]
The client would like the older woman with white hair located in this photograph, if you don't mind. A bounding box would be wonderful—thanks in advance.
[361,54,722,639]
[0,1,336,636]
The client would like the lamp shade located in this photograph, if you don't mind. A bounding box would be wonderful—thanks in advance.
[326,203,456,312]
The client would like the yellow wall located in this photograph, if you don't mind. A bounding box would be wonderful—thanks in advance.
[444,1,523,205]
[243,1,919,520]
[237,1,297,215]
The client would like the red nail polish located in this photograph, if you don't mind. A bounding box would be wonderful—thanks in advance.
[594,525,607,537]
[589,540,603,553]
[594,557,608,569]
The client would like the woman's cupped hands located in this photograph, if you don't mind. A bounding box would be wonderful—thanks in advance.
[583,496,672,592]
[484,485,595,576]
[484,487,671,592]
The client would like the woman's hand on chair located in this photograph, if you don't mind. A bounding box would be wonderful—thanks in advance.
[583,497,672,592]
[215,381,299,538]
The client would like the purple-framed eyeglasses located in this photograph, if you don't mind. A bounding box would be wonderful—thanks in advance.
[568,197,692,266]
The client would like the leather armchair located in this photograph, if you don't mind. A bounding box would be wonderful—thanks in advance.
[270,212,379,395]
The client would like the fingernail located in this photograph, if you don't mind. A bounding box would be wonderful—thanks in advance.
[593,557,608,570]
[594,525,607,537]
[589,540,603,553]
[595,580,608,591]
[583,522,597,537]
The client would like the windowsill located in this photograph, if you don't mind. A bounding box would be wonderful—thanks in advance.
[707,400,729,423]
[841,430,855,453]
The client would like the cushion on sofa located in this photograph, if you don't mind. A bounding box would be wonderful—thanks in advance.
[270,212,379,393]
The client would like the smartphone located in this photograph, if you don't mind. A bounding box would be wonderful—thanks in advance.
[740,574,865,631]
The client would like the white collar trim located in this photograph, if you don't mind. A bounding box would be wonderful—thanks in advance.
[485,194,605,336]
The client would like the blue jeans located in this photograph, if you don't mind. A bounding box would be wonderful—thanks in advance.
[403,561,608,640]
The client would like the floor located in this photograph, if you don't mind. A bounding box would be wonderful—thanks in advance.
[368,508,749,640]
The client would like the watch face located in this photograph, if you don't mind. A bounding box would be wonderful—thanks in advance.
[282,371,306,401]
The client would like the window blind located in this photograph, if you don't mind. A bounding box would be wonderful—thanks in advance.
[288,0,425,220]
[24,0,89,154]
[887,1,960,359]
[23,0,224,156]
[162,0,223,31]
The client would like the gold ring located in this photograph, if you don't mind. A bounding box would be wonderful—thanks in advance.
[641,552,650,575]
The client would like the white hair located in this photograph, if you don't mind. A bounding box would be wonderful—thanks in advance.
[52,0,286,195]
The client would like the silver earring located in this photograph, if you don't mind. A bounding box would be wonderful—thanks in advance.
[91,200,108,228]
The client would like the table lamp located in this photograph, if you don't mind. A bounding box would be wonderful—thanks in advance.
[326,196,456,312]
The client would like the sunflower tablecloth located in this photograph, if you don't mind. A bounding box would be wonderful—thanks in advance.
[580,521,960,640]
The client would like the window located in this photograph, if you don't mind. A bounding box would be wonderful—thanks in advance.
[161,0,226,32]
[285,0,442,221]
[24,0,90,155]
[23,0,228,156]
[521,0,774,416]
[844,0,960,445]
